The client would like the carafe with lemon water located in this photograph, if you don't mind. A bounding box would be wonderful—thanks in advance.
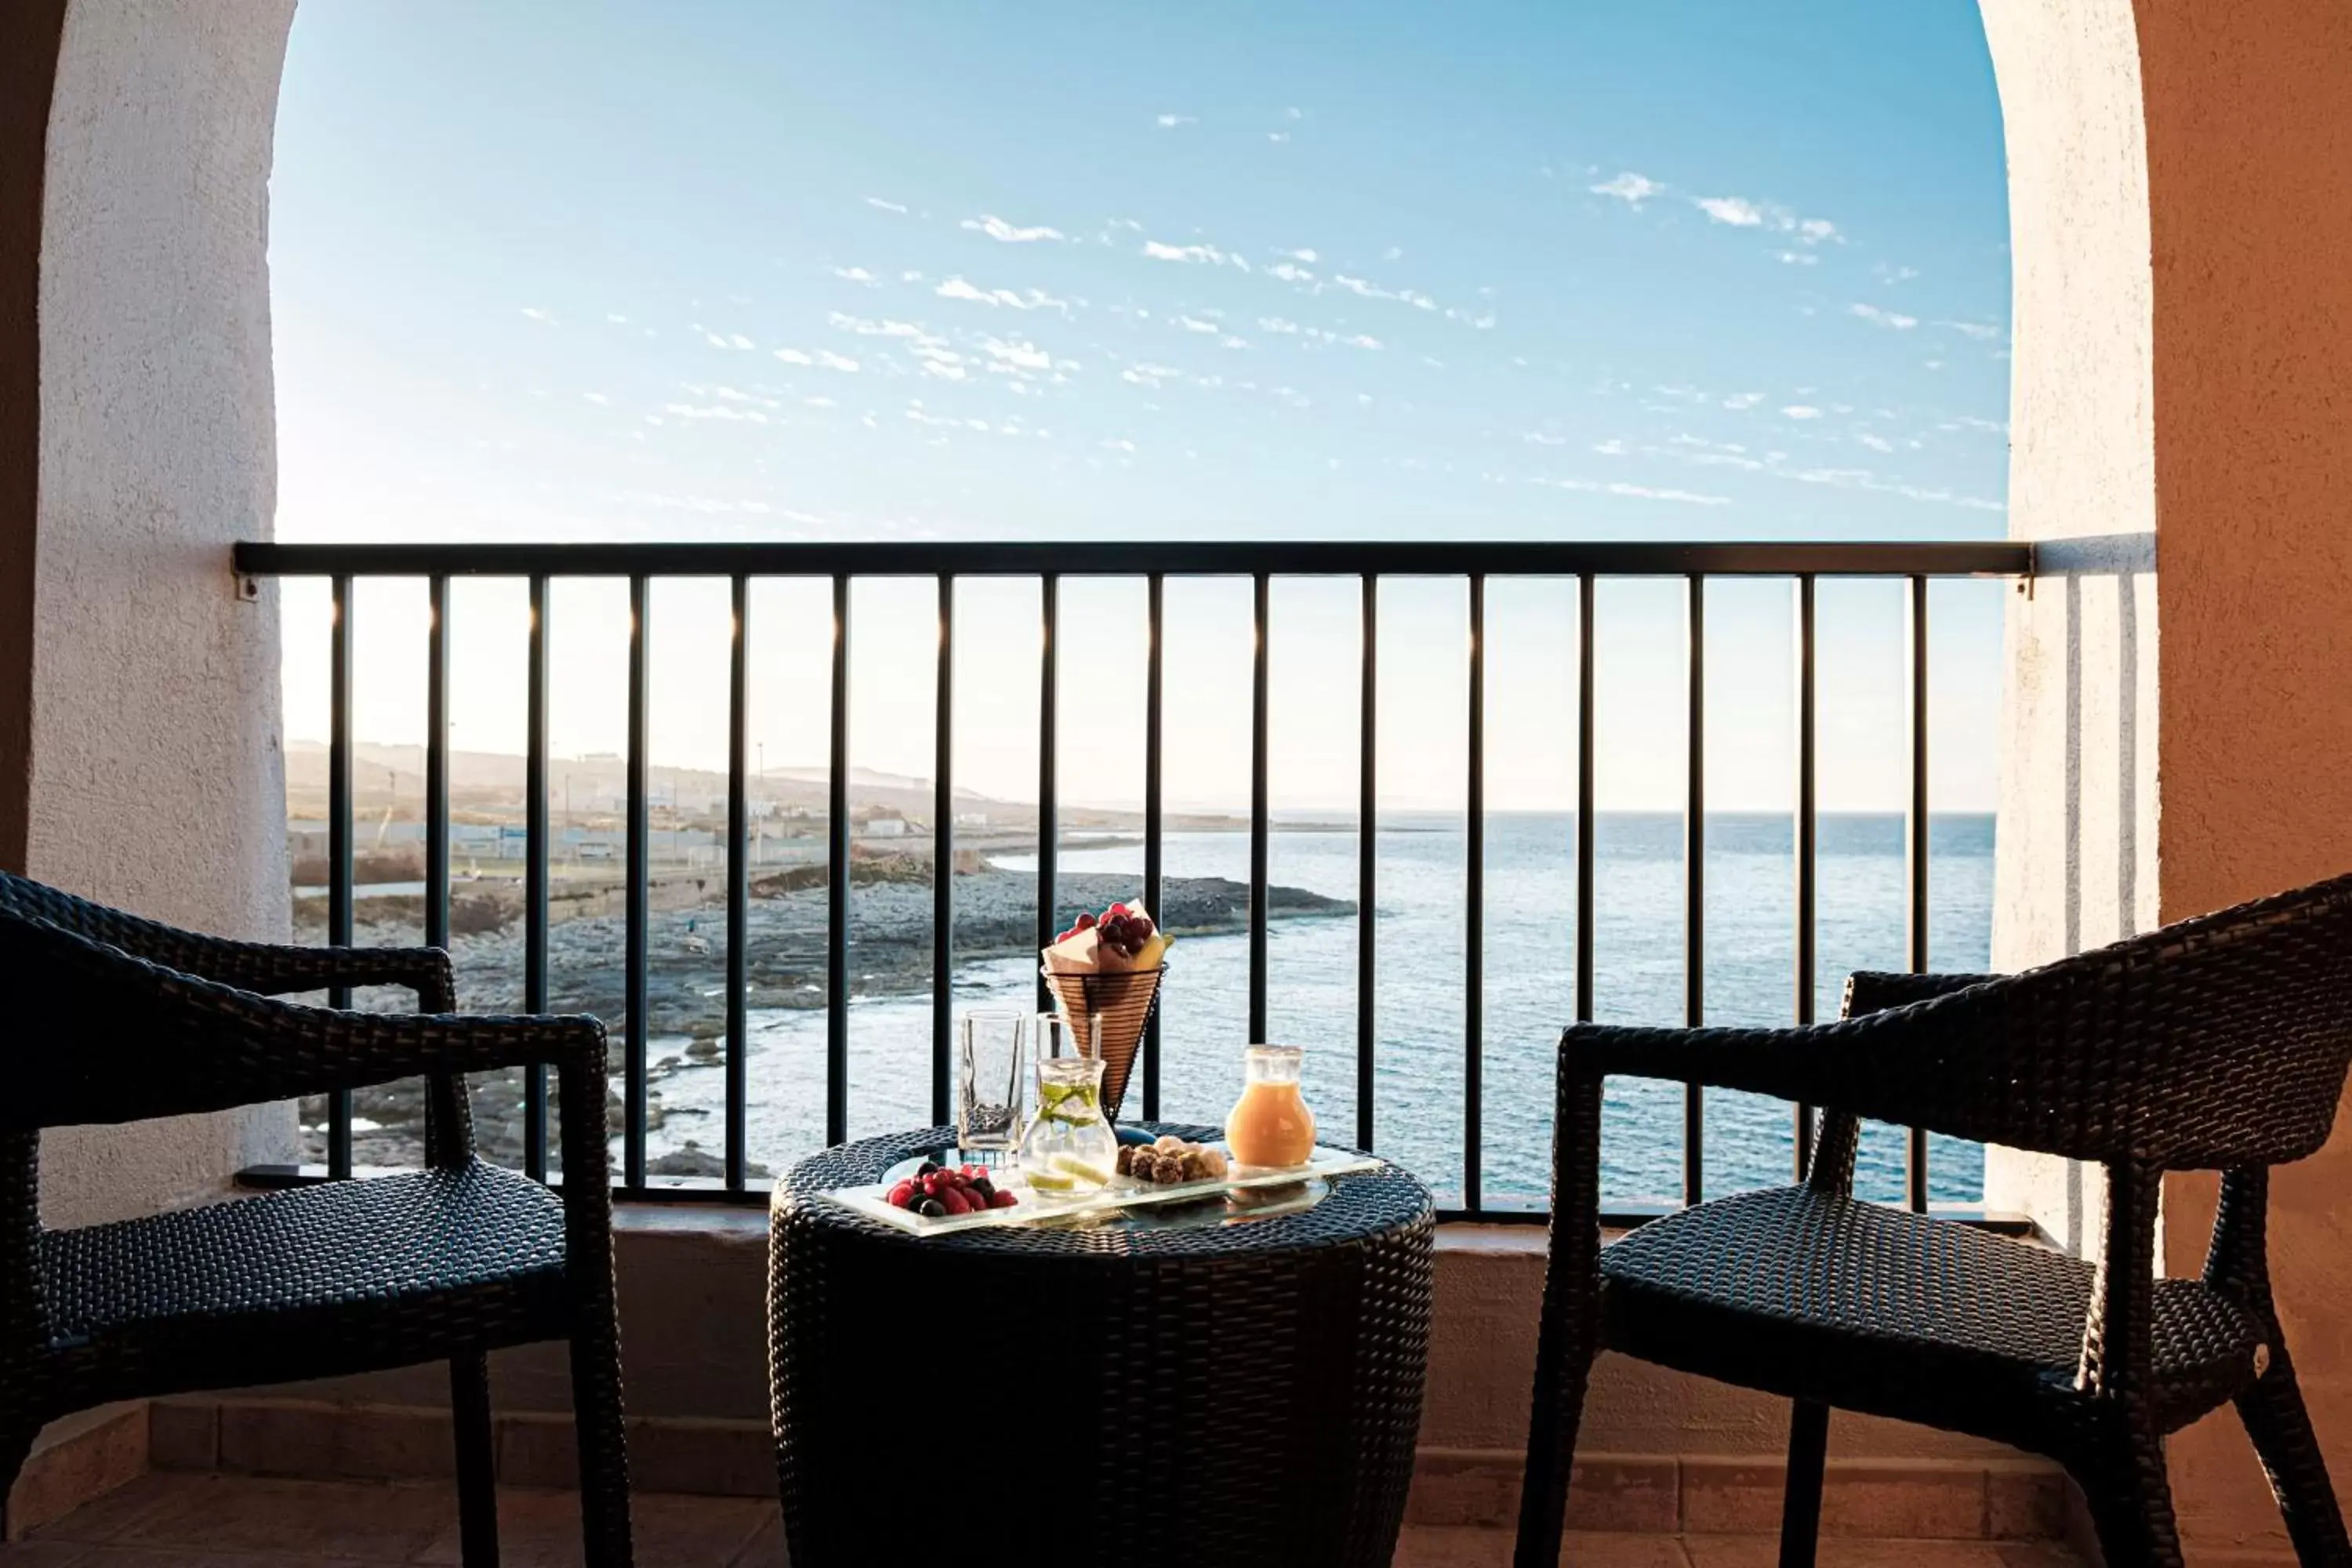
[1016,1054,1118,1196]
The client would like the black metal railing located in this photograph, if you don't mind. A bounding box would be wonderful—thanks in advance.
[236,538,2033,1222]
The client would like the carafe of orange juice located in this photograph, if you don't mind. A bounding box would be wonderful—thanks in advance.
[1225,1044,1316,1169]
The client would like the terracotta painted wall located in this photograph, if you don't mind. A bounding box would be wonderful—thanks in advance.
[2133,0,2352,1555]
[1987,0,2352,1558]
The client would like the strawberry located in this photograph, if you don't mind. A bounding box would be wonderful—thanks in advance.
[886,1180,916,1209]
[989,1188,1019,1209]
[938,1187,973,1216]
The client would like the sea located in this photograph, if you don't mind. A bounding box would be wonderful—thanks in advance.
[649,812,1995,1209]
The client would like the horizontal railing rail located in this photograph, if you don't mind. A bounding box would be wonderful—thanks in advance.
[234,537,2035,1225]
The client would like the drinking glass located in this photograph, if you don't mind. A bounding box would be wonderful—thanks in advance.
[957,1007,1028,1156]
[1034,1010,1101,1062]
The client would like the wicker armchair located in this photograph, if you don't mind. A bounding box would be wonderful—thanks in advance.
[1515,872,2352,1568]
[0,872,633,1566]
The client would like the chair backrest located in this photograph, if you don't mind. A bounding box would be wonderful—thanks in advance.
[1886,870,2352,1170]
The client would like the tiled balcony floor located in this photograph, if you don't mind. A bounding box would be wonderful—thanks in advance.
[0,1473,2087,1566]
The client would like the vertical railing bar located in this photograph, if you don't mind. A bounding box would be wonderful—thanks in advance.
[327,574,354,1179]
[523,574,550,1181]
[1249,572,1271,1043]
[624,575,650,1189]
[726,574,750,1190]
[1683,573,1705,1208]
[1357,573,1377,1153]
[1794,573,1818,1180]
[1035,573,1058,1015]
[826,574,851,1148]
[1465,574,1485,1214]
[1142,572,1164,1121]
[1906,574,1931,1213]
[425,575,449,952]
[1575,575,1595,1025]
[932,574,955,1129]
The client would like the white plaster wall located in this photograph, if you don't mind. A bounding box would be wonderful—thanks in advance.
[33,0,299,1229]
[1977,0,2158,1259]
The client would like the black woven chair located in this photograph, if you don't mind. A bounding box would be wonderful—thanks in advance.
[0,871,633,1566]
[1515,871,2352,1568]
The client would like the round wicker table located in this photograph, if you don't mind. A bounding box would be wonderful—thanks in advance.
[768,1125,1435,1566]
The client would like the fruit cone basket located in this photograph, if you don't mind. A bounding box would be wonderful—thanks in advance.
[1040,961,1164,1121]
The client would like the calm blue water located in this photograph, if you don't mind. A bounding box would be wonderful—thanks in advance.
[656,813,1992,1207]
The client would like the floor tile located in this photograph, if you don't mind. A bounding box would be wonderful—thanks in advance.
[1682,1539,2014,1568]
[409,1487,774,1568]
[730,1509,786,1566]
[14,1473,195,1547]
[93,1475,453,1560]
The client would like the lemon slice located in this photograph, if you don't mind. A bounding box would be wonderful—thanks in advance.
[1048,1152,1112,1188]
[1025,1169,1077,1192]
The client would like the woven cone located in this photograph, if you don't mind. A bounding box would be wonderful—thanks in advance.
[1040,962,1164,1122]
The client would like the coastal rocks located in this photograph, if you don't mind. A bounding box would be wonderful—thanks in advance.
[299,865,1349,1172]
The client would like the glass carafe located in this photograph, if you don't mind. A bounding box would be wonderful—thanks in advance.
[1016,1054,1118,1197]
[1225,1044,1316,1169]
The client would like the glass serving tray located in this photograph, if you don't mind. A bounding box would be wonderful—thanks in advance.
[826,1145,1381,1238]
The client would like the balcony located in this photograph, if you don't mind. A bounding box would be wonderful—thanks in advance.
[11,2,2352,1565]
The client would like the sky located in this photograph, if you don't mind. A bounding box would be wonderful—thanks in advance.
[270,1,2014,814]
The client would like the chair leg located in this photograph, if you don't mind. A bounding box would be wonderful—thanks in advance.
[0,1423,38,1543]
[1778,1400,1831,1568]
[449,1353,499,1566]
[568,1295,635,1567]
[2234,1341,2352,1566]
[2073,1420,2186,1568]
[1513,1072,1606,1568]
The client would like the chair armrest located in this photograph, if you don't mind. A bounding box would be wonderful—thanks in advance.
[1558,976,2017,1152]
[143,934,454,1009]
[1842,971,1999,1018]
[3,919,602,1131]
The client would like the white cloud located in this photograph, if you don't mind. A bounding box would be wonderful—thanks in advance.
[1267,262,1315,285]
[899,270,924,283]
[1849,303,1920,331]
[1874,263,1920,285]
[1268,132,1290,143]
[772,348,811,365]
[1589,171,1664,205]
[963,214,1066,244]
[1773,251,1820,267]
[1154,114,1195,129]
[1523,432,1568,447]
[976,336,1054,372]
[803,395,837,409]
[865,197,909,215]
[1857,433,1895,453]
[1593,438,1626,456]
[1221,335,1250,350]
[815,350,861,372]
[935,276,1073,313]
[1936,319,2005,341]
[1285,106,1305,120]
[1175,316,1221,335]
[1782,405,1824,419]
[1797,218,1838,243]
[520,307,557,324]
[1258,317,1301,335]
[581,392,609,406]
[1338,333,1383,350]
[1142,239,1233,267]
[1695,196,1766,227]
[1100,437,1137,452]
[827,311,928,338]
[1722,392,1765,410]
[832,266,880,285]
[604,313,630,325]
[1384,245,1404,261]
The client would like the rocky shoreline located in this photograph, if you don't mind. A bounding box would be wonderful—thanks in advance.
[315,867,1352,1174]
